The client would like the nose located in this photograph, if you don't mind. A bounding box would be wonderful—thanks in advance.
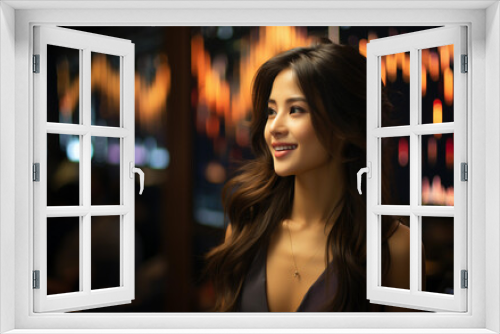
[268,111,288,137]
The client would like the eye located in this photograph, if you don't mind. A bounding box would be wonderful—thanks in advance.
[267,107,276,117]
[290,106,306,114]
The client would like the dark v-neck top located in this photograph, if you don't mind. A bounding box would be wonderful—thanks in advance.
[237,244,337,312]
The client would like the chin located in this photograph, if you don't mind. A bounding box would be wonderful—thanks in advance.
[273,168,295,177]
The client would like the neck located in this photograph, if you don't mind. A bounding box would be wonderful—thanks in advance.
[289,159,344,229]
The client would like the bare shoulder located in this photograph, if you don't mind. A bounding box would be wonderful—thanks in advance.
[224,223,233,242]
[384,223,427,311]
[387,223,410,256]
[384,222,410,290]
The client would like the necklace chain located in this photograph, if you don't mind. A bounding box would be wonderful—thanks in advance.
[286,221,323,280]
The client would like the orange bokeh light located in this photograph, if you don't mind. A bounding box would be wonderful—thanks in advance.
[427,136,437,166]
[398,137,409,167]
[421,64,427,97]
[385,53,397,83]
[192,27,316,142]
[433,99,443,124]
[402,52,410,83]
[358,39,367,57]
[429,51,440,82]
[381,57,386,85]
[58,53,171,133]
[443,68,454,106]
[439,45,450,72]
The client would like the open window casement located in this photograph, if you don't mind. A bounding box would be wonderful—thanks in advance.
[363,26,467,312]
[33,26,141,312]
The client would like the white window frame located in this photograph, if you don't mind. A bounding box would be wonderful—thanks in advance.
[0,1,498,333]
[33,26,136,313]
[365,26,468,312]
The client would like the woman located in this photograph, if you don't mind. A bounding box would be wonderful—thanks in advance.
[205,40,410,312]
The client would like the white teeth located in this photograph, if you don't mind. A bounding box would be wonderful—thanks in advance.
[275,145,297,151]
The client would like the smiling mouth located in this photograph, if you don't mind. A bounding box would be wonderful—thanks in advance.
[272,145,297,158]
[274,145,298,151]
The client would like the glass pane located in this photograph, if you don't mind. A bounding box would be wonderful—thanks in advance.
[91,216,121,290]
[47,45,80,124]
[47,217,80,295]
[381,216,410,290]
[421,45,454,124]
[381,136,410,205]
[421,216,454,294]
[381,52,410,127]
[47,134,80,206]
[91,52,121,127]
[91,137,121,205]
[421,134,454,206]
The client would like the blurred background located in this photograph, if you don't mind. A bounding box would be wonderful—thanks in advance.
[46,26,454,312]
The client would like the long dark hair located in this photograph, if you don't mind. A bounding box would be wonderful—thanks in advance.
[205,40,397,312]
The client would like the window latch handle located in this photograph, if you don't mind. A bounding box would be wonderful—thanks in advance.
[129,162,145,195]
[357,162,372,195]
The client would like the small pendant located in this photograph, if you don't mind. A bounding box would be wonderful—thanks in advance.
[293,270,300,279]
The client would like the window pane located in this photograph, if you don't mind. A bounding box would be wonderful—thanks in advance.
[380,216,410,290]
[421,216,454,295]
[91,137,121,205]
[47,134,80,206]
[421,134,454,206]
[47,217,80,295]
[91,52,121,127]
[421,45,454,124]
[381,136,410,205]
[47,45,80,124]
[381,52,410,127]
[91,216,121,290]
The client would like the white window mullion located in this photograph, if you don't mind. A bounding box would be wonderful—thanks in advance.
[46,123,130,138]
[78,49,85,294]
[372,205,411,215]
[412,123,454,135]
[46,123,87,135]
[372,205,454,216]
[90,206,129,216]
[82,47,92,296]
[412,206,454,217]
[91,126,130,138]
[46,206,130,217]
[409,46,420,295]
[373,123,455,138]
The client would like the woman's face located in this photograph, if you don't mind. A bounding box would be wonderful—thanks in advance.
[264,68,331,177]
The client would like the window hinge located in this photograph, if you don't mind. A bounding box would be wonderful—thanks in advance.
[461,162,468,181]
[461,54,468,73]
[461,270,468,289]
[33,163,40,182]
[33,270,40,289]
[33,54,40,73]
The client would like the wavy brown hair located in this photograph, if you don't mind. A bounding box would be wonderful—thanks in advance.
[205,40,398,312]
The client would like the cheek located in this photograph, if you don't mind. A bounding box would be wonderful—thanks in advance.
[299,124,329,156]
[298,123,320,146]
[264,124,271,144]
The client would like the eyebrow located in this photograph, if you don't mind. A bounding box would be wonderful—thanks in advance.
[268,97,308,104]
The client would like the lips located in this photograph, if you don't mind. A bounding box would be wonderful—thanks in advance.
[271,143,297,158]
